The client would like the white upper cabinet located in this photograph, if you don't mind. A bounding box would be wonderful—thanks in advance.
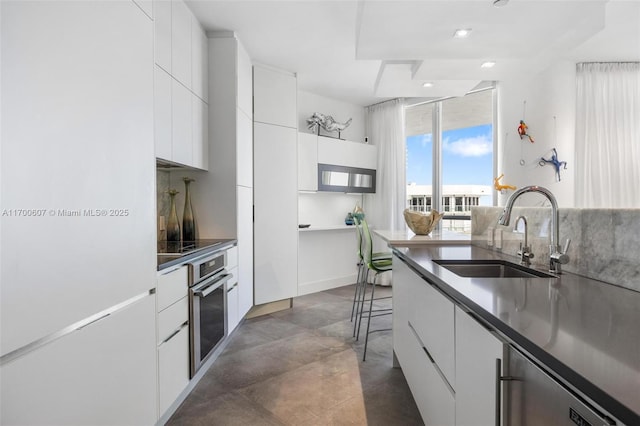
[298,132,318,191]
[253,65,297,128]
[154,0,171,72]
[191,19,208,102]
[192,95,208,170]
[154,65,172,161]
[171,78,193,166]
[317,136,377,170]
[171,0,192,88]
[153,0,208,169]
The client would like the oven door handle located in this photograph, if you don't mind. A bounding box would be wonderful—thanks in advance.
[192,273,232,298]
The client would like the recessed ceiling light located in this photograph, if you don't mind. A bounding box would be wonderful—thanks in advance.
[481,61,496,68]
[453,29,472,38]
[423,82,434,88]
[493,0,509,7]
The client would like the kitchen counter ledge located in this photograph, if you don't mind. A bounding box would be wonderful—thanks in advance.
[393,245,640,425]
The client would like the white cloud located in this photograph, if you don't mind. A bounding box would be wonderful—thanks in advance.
[421,133,432,147]
[443,134,492,157]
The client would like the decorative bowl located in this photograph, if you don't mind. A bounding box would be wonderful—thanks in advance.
[403,209,443,235]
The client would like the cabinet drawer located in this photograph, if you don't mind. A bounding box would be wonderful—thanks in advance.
[158,324,190,416]
[402,321,455,426]
[409,278,455,385]
[157,266,188,311]
[158,296,188,343]
[227,246,238,270]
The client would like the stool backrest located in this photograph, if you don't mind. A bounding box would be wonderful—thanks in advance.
[360,218,375,268]
[354,216,364,261]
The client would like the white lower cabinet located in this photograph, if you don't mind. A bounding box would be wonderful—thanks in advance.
[0,295,158,426]
[227,268,240,333]
[393,255,507,426]
[156,267,190,418]
[393,256,455,425]
[158,322,189,415]
[455,306,506,426]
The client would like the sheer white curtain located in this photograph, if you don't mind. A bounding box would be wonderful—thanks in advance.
[575,62,640,207]
[364,98,406,233]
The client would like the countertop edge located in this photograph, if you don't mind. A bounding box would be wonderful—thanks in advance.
[392,248,640,426]
[157,239,237,272]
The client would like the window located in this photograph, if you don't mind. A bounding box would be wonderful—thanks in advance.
[405,88,495,233]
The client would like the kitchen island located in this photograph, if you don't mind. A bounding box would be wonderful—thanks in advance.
[374,228,471,246]
[392,244,640,425]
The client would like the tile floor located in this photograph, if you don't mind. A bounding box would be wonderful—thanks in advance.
[167,284,423,426]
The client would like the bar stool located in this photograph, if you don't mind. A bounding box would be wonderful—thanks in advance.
[350,217,391,324]
[354,218,393,361]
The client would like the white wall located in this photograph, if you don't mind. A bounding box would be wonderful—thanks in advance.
[298,90,366,143]
[497,61,577,207]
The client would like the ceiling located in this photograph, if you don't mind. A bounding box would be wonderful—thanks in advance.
[187,0,640,107]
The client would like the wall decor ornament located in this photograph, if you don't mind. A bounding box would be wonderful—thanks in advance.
[182,177,196,241]
[167,189,180,242]
[306,112,352,139]
[494,174,517,192]
[539,148,568,181]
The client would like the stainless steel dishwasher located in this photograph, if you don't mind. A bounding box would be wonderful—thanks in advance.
[504,348,618,426]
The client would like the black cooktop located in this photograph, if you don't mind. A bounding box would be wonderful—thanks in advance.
[157,239,236,271]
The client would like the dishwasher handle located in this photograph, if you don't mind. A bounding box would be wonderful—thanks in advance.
[192,273,232,298]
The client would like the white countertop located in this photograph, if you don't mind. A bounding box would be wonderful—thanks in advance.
[373,229,471,246]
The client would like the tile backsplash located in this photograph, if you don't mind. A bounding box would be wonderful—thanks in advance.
[471,207,640,292]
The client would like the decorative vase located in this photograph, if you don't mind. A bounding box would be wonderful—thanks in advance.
[182,177,196,242]
[167,189,181,242]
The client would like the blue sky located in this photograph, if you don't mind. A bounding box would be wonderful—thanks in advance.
[406,124,493,185]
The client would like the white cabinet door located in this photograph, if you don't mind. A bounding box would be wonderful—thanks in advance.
[392,255,415,366]
[155,65,172,161]
[133,0,153,18]
[298,132,318,191]
[408,274,456,386]
[191,19,207,102]
[237,110,253,187]
[158,323,190,416]
[254,122,298,304]
[1,0,156,355]
[227,269,240,332]
[192,94,208,170]
[172,78,193,166]
[171,0,191,88]
[237,186,254,317]
[153,0,171,72]
[157,265,188,311]
[0,296,157,426]
[253,65,297,128]
[236,40,253,119]
[455,307,505,426]
[317,136,377,169]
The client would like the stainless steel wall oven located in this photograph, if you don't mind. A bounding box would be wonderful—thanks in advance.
[187,249,231,377]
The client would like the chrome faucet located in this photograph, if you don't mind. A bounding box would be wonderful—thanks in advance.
[514,215,534,266]
[498,185,570,274]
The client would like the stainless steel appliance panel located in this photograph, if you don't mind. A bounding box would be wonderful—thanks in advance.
[506,349,616,426]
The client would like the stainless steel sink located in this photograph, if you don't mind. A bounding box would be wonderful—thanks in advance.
[434,260,556,279]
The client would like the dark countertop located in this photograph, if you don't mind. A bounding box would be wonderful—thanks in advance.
[393,245,640,425]
[157,239,237,271]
